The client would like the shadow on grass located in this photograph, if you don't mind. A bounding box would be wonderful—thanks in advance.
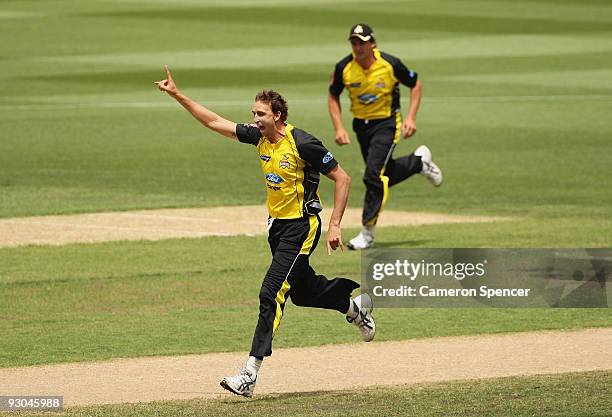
[373,239,431,248]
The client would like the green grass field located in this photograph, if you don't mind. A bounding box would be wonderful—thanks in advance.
[1,235,610,367]
[1,0,611,415]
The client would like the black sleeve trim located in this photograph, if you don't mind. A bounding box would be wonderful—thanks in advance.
[319,158,338,175]
[381,51,418,88]
[293,128,338,174]
[329,54,352,96]
[235,123,262,145]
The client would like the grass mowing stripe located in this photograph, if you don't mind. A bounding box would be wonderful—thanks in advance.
[81,5,612,35]
[393,0,612,23]
[4,94,612,112]
[28,35,612,68]
[442,68,612,89]
[97,0,376,7]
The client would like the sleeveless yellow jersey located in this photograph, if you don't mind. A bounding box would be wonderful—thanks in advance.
[236,123,338,219]
[329,48,418,120]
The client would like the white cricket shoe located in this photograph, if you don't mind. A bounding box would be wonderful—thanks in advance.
[220,368,257,397]
[347,293,376,342]
[414,145,443,187]
[347,229,374,250]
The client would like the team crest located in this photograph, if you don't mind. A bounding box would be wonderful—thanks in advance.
[279,154,291,169]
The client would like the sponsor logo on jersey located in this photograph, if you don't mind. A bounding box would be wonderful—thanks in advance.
[322,151,334,164]
[279,154,291,169]
[375,78,385,88]
[260,154,271,162]
[265,173,285,184]
[266,183,282,191]
[357,93,378,104]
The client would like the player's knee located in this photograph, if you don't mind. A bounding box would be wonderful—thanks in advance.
[363,171,384,189]
[258,286,276,306]
[290,292,306,306]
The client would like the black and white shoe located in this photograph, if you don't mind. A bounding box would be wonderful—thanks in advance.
[346,293,376,342]
[220,368,257,397]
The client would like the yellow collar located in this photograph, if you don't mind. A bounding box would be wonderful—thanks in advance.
[265,123,294,145]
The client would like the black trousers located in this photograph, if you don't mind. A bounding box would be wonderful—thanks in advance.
[249,214,359,358]
[353,113,423,226]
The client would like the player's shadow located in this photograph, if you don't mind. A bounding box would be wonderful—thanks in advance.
[373,239,430,248]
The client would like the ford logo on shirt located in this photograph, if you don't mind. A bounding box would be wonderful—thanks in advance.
[265,173,285,184]
[357,94,378,104]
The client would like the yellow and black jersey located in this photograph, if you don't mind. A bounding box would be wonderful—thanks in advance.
[329,48,418,120]
[236,123,338,219]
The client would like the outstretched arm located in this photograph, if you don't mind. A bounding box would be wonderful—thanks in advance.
[155,65,237,139]
[325,164,351,255]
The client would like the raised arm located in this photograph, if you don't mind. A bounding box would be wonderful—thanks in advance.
[155,65,237,139]
[325,164,351,255]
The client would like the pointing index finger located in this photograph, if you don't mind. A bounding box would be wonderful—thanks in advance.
[164,64,172,80]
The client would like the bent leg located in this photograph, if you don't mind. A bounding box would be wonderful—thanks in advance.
[386,153,423,186]
[289,261,359,313]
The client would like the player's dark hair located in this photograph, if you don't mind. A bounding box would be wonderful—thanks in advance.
[255,90,288,122]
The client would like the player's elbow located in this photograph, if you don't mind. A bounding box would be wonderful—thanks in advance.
[327,165,351,186]
[338,168,351,188]
[345,171,352,185]
[328,92,341,106]
[413,79,423,93]
[206,118,231,136]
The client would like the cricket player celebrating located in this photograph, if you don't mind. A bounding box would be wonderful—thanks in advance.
[156,66,375,398]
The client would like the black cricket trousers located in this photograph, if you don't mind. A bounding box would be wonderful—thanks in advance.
[249,214,359,358]
[353,113,423,226]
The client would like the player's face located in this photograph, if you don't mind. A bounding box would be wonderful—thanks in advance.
[350,38,374,59]
[252,101,280,136]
